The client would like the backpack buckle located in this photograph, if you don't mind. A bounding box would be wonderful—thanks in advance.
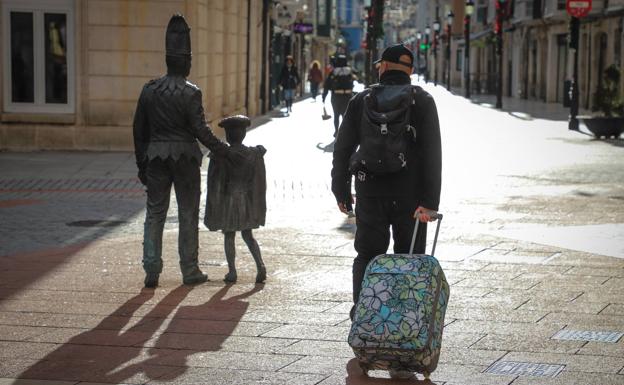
[380,123,388,135]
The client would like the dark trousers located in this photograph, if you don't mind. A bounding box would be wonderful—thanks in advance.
[142,156,201,277]
[331,93,352,135]
[352,196,427,305]
[310,82,319,99]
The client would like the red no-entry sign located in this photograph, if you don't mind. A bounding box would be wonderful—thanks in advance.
[566,0,592,18]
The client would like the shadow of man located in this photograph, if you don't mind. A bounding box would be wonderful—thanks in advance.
[116,283,265,381]
[344,358,437,385]
[17,285,193,383]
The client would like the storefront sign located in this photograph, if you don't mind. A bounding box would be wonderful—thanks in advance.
[566,0,592,18]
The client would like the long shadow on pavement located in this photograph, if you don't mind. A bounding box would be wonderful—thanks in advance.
[15,283,264,383]
[16,285,193,383]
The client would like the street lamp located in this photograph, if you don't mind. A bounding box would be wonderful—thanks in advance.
[464,0,474,99]
[433,20,441,86]
[446,11,454,91]
[416,31,422,80]
[424,25,431,83]
[495,0,507,109]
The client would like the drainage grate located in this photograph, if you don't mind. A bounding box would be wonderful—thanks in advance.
[66,220,127,227]
[485,361,565,378]
[552,329,624,343]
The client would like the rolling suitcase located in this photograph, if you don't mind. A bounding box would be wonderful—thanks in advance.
[348,213,449,379]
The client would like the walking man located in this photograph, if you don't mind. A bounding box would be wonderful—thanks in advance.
[322,54,356,137]
[330,44,442,318]
[133,14,230,288]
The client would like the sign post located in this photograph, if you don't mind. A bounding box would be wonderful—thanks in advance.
[566,0,591,130]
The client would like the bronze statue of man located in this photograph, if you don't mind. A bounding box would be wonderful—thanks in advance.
[133,14,229,288]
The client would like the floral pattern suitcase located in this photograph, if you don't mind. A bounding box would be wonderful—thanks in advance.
[348,214,449,379]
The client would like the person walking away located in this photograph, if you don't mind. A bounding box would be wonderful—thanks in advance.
[308,61,323,101]
[278,55,300,114]
[322,54,356,137]
[330,43,442,321]
[204,115,267,284]
[133,14,232,288]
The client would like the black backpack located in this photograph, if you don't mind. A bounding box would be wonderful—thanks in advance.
[348,84,418,177]
[332,67,354,90]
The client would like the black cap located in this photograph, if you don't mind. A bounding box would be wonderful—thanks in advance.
[165,14,191,57]
[218,115,251,131]
[374,44,413,67]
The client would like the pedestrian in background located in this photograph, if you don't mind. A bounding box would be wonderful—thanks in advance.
[278,55,300,114]
[133,14,232,288]
[308,60,323,102]
[330,44,442,319]
[204,115,267,284]
[322,54,356,137]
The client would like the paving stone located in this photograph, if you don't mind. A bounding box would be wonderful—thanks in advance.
[481,263,570,274]
[143,333,297,354]
[503,351,624,373]
[444,320,561,337]
[445,305,546,323]
[453,277,540,290]
[539,312,624,328]
[511,371,624,385]
[471,333,584,354]
[0,360,41,379]
[600,304,624,316]
[565,266,624,278]
[28,328,154,346]
[141,366,326,385]
[574,290,624,304]
[0,326,49,342]
[0,379,78,385]
[438,348,507,366]
[261,324,349,341]
[432,363,515,385]
[602,277,624,290]
[240,309,348,325]
[278,340,354,358]
[278,355,347,375]
[518,298,608,314]
[155,350,302,371]
[0,342,60,360]
[577,341,624,357]
[437,332,485,349]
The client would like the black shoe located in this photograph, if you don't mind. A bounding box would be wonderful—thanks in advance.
[224,271,237,283]
[255,266,267,283]
[183,270,208,285]
[144,273,159,288]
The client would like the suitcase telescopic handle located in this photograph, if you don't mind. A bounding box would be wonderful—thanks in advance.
[409,212,443,257]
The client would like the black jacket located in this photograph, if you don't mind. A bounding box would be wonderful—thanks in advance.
[331,70,442,211]
[133,75,227,170]
[278,65,300,90]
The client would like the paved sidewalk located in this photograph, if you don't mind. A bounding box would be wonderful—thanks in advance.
[1,81,623,385]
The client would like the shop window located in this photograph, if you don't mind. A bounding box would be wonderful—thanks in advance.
[456,48,463,71]
[2,0,74,114]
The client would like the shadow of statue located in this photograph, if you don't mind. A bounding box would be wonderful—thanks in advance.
[344,358,438,385]
[116,283,265,381]
[17,285,193,383]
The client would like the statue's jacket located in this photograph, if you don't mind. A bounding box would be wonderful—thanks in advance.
[133,75,227,167]
[204,144,267,232]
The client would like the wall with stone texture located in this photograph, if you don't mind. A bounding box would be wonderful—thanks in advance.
[0,0,265,151]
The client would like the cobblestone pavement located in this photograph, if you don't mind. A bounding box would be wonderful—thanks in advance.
[0,79,623,385]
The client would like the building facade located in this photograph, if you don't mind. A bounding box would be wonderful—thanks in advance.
[0,0,270,150]
[415,0,624,111]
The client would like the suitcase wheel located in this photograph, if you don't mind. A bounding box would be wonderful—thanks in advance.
[358,362,369,376]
